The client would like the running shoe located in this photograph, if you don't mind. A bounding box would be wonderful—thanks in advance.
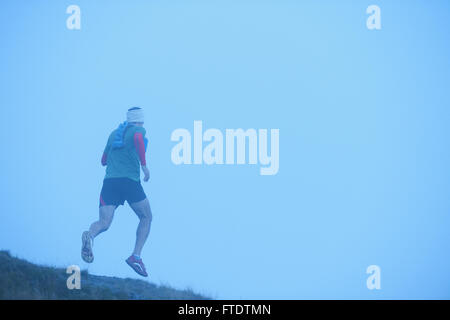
[125,255,148,277]
[81,231,94,263]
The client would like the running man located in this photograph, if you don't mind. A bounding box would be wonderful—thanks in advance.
[81,107,152,277]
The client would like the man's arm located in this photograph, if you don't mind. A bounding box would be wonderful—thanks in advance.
[134,132,149,182]
[101,152,108,166]
[101,133,113,166]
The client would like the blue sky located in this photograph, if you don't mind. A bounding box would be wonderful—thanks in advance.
[1,0,450,299]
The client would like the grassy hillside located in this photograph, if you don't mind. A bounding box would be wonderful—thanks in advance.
[0,251,209,300]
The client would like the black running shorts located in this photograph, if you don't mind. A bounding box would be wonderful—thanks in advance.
[99,178,147,207]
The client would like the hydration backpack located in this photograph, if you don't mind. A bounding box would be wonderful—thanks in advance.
[112,121,148,151]
[112,121,130,149]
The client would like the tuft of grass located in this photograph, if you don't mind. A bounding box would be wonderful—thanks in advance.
[0,250,210,300]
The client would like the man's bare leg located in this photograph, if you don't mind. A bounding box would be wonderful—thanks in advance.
[88,205,116,239]
[82,205,116,263]
[129,198,152,257]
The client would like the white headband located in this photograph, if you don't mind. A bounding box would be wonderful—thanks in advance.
[127,108,144,123]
